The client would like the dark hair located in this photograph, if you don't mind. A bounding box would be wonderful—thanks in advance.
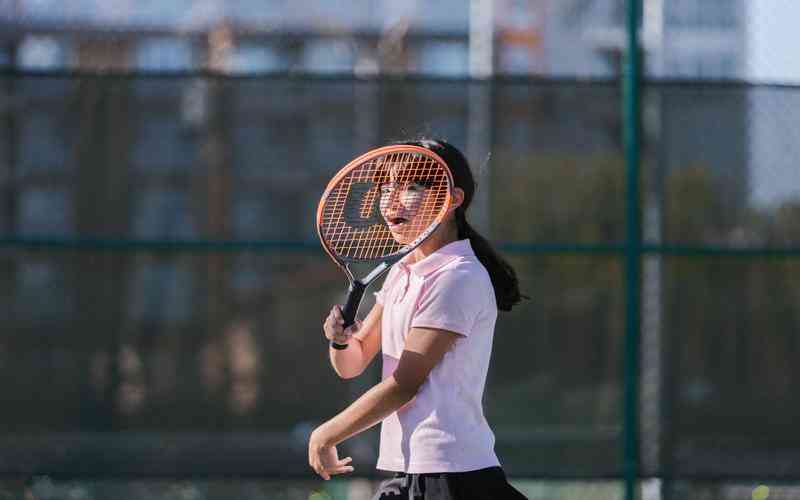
[399,138,526,312]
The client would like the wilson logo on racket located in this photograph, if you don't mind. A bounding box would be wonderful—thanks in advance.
[342,181,385,229]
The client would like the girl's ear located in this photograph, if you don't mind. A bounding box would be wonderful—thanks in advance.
[451,187,465,210]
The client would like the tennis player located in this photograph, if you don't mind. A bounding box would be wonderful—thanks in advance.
[310,139,527,499]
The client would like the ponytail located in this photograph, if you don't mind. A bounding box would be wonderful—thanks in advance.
[398,137,526,312]
[455,207,525,312]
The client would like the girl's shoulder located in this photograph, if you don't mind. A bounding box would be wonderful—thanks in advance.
[431,255,493,292]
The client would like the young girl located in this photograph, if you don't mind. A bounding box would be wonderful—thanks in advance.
[310,139,528,499]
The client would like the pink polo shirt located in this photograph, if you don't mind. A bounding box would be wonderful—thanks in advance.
[370,238,500,473]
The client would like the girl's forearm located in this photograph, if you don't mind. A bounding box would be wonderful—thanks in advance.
[316,376,414,446]
[329,337,365,378]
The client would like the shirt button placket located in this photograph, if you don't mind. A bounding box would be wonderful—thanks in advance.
[396,264,411,303]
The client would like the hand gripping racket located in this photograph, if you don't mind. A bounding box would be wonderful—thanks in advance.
[317,144,454,349]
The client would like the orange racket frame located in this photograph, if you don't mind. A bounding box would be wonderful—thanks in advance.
[316,144,454,349]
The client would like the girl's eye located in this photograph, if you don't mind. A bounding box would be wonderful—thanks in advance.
[406,183,425,192]
[380,185,394,194]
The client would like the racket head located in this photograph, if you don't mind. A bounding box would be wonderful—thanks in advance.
[316,145,454,268]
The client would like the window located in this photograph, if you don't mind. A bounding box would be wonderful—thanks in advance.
[231,255,266,296]
[135,38,193,71]
[17,36,71,70]
[19,188,72,236]
[127,260,194,324]
[308,114,355,169]
[0,46,11,67]
[20,113,68,172]
[16,261,72,321]
[415,41,468,77]
[132,190,196,239]
[133,116,195,170]
[227,43,285,74]
[233,116,303,176]
[301,40,354,74]
[499,44,535,75]
[233,196,286,240]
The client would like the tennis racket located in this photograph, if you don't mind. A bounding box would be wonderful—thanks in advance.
[317,144,454,349]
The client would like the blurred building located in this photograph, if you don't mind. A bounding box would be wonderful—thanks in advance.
[0,0,758,329]
[570,0,750,225]
[568,0,744,78]
[0,1,474,337]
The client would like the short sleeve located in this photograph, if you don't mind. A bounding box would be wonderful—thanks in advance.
[410,268,489,336]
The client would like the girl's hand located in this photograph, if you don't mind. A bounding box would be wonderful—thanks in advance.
[308,427,354,480]
[323,306,361,346]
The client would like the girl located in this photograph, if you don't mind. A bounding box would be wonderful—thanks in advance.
[309,139,527,499]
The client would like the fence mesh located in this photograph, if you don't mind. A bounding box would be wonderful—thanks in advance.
[3,4,800,500]
[1,75,799,490]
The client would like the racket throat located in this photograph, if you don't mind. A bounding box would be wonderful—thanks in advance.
[341,261,388,327]
[363,261,389,283]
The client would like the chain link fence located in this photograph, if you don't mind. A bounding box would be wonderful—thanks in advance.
[1,1,800,500]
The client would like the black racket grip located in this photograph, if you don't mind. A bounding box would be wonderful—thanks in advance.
[331,281,367,350]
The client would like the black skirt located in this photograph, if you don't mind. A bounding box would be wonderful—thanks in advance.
[371,466,528,500]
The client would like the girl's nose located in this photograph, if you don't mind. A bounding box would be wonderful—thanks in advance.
[384,190,403,213]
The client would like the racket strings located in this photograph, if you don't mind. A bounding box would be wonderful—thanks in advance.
[320,150,450,261]
[357,156,397,260]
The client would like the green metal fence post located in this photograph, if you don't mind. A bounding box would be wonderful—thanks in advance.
[623,0,642,500]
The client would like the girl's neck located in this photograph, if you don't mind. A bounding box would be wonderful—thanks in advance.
[408,221,459,263]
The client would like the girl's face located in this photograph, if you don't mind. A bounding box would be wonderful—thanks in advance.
[379,179,431,244]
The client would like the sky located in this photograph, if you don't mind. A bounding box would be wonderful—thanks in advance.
[746,0,800,83]
[747,0,800,208]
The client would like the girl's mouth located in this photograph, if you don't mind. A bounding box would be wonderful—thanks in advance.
[387,217,408,228]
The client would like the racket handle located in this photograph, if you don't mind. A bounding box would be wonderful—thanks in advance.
[331,280,367,350]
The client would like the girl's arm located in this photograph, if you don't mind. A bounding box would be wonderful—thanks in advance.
[327,303,383,379]
[309,326,459,475]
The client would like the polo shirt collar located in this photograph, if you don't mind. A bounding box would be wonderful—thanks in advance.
[398,239,474,278]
